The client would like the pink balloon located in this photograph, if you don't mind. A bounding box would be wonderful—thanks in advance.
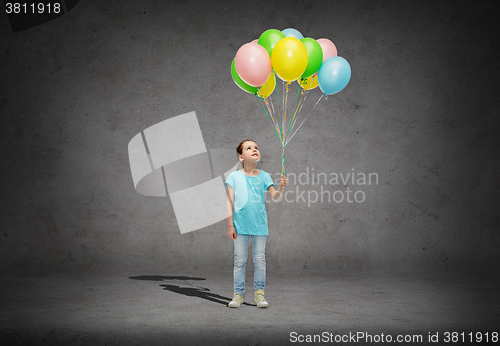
[234,42,271,87]
[309,39,338,78]
[316,38,338,62]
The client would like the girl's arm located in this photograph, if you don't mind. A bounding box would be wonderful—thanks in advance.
[268,175,288,201]
[226,185,237,239]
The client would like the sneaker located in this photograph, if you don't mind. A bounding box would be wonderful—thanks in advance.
[255,289,268,308]
[228,293,244,308]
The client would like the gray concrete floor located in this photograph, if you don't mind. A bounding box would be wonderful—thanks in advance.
[1,270,499,345]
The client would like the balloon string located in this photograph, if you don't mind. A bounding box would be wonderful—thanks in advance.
[290,88,309,135]
[268,99,281,138]
[281,146,285,176]
[286,90,302,139]
[287,88,308,139]
[260,97,282,142]
[266,82,278,134]
[287,80,301,138]
[269,89,276,118]
[285,93,325,147]
[280,81,285,144]
[265,97,282,141]
[282,82,289,146]
[275,72,282,135]
[292,80,303,120]
[293,80,302,112]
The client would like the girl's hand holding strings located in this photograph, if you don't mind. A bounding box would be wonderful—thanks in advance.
[280,175,288,188]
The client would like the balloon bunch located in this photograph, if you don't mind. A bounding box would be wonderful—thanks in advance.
[231,28,351,175]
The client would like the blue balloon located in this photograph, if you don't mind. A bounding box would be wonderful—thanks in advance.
[317,57,351,95]
[281,28,304,40]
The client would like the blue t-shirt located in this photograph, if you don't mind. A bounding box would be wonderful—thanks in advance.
[225,170,274,235]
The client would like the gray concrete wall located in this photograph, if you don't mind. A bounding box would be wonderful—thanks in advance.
[1,0,499,275]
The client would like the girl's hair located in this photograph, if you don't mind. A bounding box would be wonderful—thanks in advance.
[236,139,257,170]
[236,139,256,155]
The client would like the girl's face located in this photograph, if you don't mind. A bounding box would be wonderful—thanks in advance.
[239,141,260,163]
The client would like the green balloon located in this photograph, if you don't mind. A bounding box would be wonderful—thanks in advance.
[231,58,258,94]
[300,38,323,78]
[258,29,285,57]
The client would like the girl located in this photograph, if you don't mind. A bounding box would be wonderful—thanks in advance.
[225,139,287,308]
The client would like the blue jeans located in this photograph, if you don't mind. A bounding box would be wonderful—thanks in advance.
[233,234,267,295]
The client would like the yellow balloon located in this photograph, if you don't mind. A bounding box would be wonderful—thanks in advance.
[257,72,276,98]
[271,37,308,82]
[298,74,318,90]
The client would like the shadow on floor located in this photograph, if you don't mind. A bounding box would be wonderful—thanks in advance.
[129,275,206,282]
[129,275,256,307]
